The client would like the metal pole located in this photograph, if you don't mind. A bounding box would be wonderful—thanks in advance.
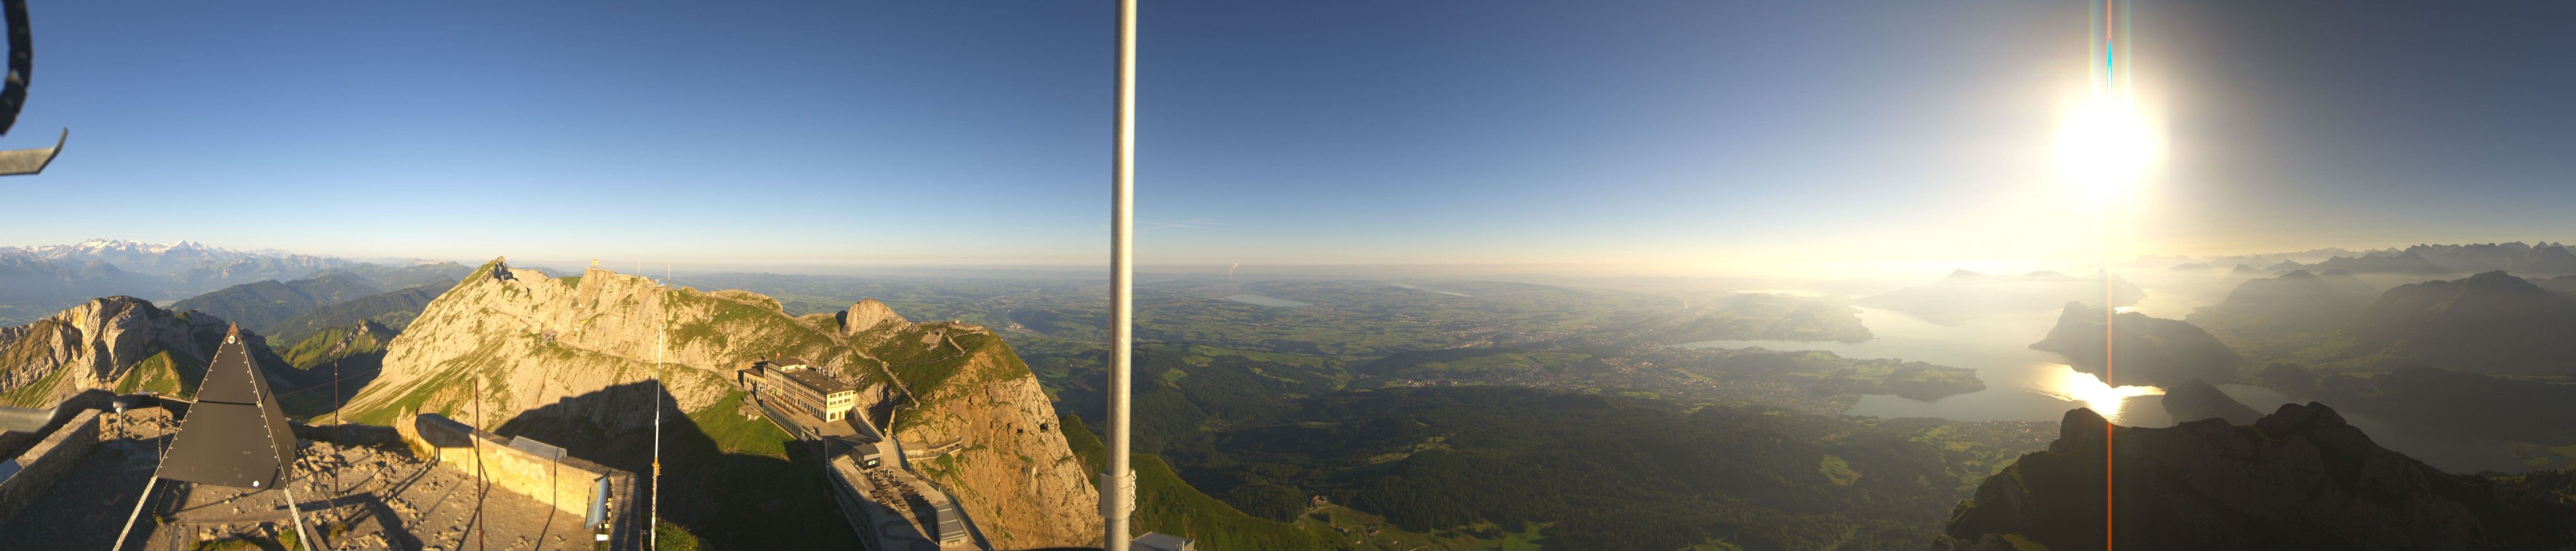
[1103,0,1139,548]
[473,376,488,551]
[651,300,665,550]
[108,476,158,551]
[283,483,317,551]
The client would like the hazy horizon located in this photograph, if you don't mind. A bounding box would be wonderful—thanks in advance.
[10,235,2572,281]
[5,2,2572,276]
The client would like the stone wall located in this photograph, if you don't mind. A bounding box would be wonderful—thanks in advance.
[0,408,100,530]
[395,412,621,519]
[0,390,111,461]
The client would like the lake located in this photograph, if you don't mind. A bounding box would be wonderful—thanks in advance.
[1681,306,2178,425]
[1679,303,2526,472]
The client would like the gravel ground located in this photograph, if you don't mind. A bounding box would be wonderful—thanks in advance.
[2,408,601,551]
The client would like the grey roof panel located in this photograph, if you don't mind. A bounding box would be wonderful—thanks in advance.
[155,401,288,488]
[191,333,274,406]
[778,367,855,394]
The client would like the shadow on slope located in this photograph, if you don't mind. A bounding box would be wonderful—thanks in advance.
[491,380,859,551]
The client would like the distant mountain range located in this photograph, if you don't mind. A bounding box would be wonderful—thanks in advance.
[2173,242,2576,276]
[169,265,465,345]
[2347,270,2576,375]
[1857,270,2145,326]
[169,271,386,332]
[2189,267,2576,376]
[0,255,166,325]
[0,239,464,326]
[263,285,445,346]
[2,239,307,276]
[2188,270,2380,334]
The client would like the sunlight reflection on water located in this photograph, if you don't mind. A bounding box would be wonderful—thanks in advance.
[2037,364,2164,421]
[1680,306,2173,425]
[1679,300,2526,472]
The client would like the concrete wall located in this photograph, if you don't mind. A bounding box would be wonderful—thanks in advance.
[290,421,401,446]
[395,412,614,519]
[0,409,100,530]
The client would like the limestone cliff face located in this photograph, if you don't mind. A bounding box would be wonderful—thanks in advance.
[343,258,1100,547]
[0,296,260,406]
[341,259,808,429]
[897,339,1103,548]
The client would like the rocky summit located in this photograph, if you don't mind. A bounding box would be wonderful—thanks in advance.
[1943,404,2576,550]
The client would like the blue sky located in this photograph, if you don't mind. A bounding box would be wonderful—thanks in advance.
[2,2,2571,274]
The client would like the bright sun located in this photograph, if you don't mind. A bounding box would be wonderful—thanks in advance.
[2056,98,2161,199]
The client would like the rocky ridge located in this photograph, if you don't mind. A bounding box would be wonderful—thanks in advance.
[2030,302,2243,386]
[1944,404,2576,550]
[2158,379,2261,425]
[0,296,286,406]
[338,258,1101,547]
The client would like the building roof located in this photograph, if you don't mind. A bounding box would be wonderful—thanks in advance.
[933,500,969,542]
[769,357,812,368]
[777,365,856,394]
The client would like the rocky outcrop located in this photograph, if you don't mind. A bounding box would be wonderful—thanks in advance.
[2158,379,2261,425]
[2031,302,2243,386]
[0,296,283,407]
[839,299,907,336]
[341,257,1099,547]
[1944,404,2576,550]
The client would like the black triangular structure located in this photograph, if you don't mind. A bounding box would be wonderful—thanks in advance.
[156,323,298,489]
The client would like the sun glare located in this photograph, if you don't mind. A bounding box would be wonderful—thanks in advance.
[2044,364,2164,422]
